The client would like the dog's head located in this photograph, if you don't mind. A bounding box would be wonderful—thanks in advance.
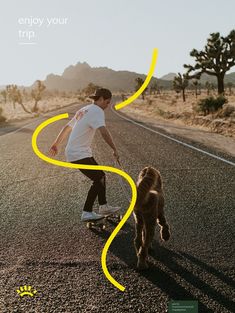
[137,166,163,191]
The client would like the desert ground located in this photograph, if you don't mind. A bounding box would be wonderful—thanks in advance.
[0,93,87,122]
[1,89,235,158]
[120,90,235,157]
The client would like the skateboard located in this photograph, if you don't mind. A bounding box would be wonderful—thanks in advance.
[84,210,123,230]
[84,217,106,230]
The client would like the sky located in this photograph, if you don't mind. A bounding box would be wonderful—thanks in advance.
[1,0,235,86]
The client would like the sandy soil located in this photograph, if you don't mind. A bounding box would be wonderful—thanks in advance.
[0,96,79,122]
[120,91,235,158]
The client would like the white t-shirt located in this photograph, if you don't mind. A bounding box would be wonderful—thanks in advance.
[65,103,105,162]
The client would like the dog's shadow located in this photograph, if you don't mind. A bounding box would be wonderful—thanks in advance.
[94,220,234,313]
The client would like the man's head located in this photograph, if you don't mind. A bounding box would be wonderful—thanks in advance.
[89,88,112,110]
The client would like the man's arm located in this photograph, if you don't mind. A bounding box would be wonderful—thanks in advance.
[98,126,120,162]
[49,124,72,156]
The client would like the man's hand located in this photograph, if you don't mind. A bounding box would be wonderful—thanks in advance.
[48,125,72,157]
[49,143,58,156]
[113,149,121,165]
[98,126,120,164]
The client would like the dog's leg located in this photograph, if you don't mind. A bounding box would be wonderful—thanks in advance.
[156,193,171,241]
[138,221,155,270]
[157,214,171,241]
[134,214,143,256]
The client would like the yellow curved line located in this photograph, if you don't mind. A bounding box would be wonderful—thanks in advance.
[31,48,158,291]
[19,292,34,297]
[31,113,137,291]
[114,48,158,110]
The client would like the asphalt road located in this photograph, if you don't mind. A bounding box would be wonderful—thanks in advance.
[0,100,235,313]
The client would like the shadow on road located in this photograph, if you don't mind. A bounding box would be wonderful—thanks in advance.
[93,221,234,313]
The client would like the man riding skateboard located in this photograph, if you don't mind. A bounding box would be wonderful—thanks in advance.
[49,88,120,222]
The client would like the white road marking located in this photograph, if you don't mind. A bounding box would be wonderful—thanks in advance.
[0,113,56,137]
[111,106,235,167]
[0,103,80,137]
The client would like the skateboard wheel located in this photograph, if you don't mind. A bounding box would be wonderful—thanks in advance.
[87,222,92,229]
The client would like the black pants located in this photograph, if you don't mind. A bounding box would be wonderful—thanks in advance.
[71,157,107,212]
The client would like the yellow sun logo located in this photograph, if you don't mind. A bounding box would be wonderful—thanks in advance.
[16,285,37,297]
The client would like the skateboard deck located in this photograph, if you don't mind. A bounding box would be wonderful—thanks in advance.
[83,210,123,230]
[103,209,123,222]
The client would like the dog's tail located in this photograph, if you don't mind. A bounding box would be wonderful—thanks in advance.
[136,167,157,208]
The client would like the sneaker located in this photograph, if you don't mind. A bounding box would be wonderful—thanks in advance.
[99,204,120,215]
[81,211,104,222]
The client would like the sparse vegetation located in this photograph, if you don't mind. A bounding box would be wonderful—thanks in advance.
[0,90,7,103]
[0,107,6,122]
[196,96,228,115]
[226,82,234,96]
[149,81,158,95]
[6,85,31,113]
[216,104,235,118]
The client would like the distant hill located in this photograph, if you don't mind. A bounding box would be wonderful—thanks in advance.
[160,73,177,81]
[160,72,235,85]
[30,62,172,92]
[224,72,235,83]
[1,66,234,92]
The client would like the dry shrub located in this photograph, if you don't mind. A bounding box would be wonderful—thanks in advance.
[215,104,235,118]
[0,107,6,122]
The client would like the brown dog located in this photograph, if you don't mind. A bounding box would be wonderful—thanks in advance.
[133,166,171,269]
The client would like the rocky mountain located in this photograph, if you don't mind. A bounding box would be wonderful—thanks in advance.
[33,62,172,92]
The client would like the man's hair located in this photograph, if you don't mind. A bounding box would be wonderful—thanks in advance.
[89,88,112,101]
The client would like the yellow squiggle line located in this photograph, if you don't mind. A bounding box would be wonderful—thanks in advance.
[31,48,158,291]
[114,48,158,110]
[31,114,137,291]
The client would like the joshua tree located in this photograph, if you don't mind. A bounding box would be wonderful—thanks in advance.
[22,88,28,100]
[173,73,189,102]
[135,77,148,99]
[198,82,202,95]
[184,30,235,95]
[6,85,31,113]
[205,81,211,95]
[157,85,163,95]
[150,81,158,95]
[192,80,199,98]
[82,83,100,96]
[31,80,46,112]
[227,82,233,95]
[6,85,15,109]
[0,90,7,103]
